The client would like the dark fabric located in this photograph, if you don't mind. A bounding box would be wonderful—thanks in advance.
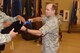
[26,0,31,18]
[1,21,38,41]
[0,21,23,51]
[18,0,22,15]
[3,0,11,16]
[1,21,23,34]
[68,1,78,32]
[38,0,42,16]
[21,31,39,40]
[0,44,5,51]
[12,0,22,17]
[21,23,39,40]
[0,21,23,50]
[12,0,19,17]
[69,1,77,25]
[3,0,23,16]
[33,0,36,17]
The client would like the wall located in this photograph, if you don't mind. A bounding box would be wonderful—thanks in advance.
[42,0,80,31]
[0,0,2,5]
[0,0,3,8]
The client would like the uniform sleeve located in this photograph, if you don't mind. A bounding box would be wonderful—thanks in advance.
[0,23,3,32]
[0,22,11,44]
[0,11,12,44]
[57,15,63,25]
[0,33,11,44]
[6,16,18,22]
[0,11,18,23]
[39,18,59,36]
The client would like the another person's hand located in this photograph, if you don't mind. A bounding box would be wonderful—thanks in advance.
[17,15,26,24]
[9,28,18,38]
[3,20,12,28]
[28,19,33,22]
[20,26,27,31]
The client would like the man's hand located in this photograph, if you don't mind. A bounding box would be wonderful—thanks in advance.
[3,20,12,28]
[17,15,26,24]
[9,28,18,38]
[20,26,27,31]
[28,19,33,22]
[28,17,42,22]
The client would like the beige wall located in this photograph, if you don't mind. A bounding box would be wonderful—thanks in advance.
[0,0,3,7]
[0,0,2,4]
[42,0,80,31]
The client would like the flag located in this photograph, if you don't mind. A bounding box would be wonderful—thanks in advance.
[18,0,22,15]
[33,0,36,17]
[36,0,38,16]
[38,0,42,16]
[69,0,77,25]
[68,0,78,32]
[26,0,31,18]
[3,0,11,16]
[12,0,19,17]
[12,0,22,17]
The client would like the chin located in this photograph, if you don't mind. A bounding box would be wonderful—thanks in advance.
[46,15,50,17]
[46,14,49,16]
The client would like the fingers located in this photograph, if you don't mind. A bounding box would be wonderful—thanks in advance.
[11,28,14,32]
[20,26,26,31]
[14,32,18,35]
[19,21,21,24]
[28,19,33,22]
[20,26,24,30]
[9,28,18,38]
[11,28,18,34]
[17,15,26,24]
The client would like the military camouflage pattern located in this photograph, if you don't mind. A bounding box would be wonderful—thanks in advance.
[0,10,18,44]
[39,16,59,53]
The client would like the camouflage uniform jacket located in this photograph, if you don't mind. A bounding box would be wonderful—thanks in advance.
[0,11,18,44]
[39,16,59,53]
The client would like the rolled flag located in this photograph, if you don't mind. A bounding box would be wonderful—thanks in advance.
[25,21,32,29]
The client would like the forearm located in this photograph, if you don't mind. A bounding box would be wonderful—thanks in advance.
[29,17,42,22]
[27,29,42,36]
[3,15,25,23]
[0,11,18,22]
[0,23,4,31]
[2,15,18,23]
[8,16,19,22]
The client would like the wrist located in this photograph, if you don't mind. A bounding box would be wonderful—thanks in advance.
[28,19,33,22]
[31,19,33,22]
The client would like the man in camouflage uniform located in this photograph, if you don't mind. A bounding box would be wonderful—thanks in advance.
[20,3,59,53]
[0,10,25,53]
[0,10,25,44]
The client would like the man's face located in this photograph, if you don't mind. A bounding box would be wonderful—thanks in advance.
[45,4,54,17]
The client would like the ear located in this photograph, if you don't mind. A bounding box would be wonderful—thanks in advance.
[52,10,55,14]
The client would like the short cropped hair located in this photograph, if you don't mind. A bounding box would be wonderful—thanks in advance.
[51,4,58,15]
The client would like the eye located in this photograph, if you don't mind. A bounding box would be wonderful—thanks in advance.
[46,9,49,11]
